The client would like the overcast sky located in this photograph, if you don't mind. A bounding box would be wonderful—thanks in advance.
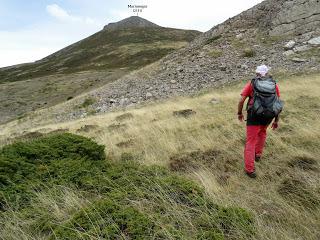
[0,0,263,68]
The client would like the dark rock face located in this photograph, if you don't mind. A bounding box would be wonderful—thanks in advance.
[103,16,160,31]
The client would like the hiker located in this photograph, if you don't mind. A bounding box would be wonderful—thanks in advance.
[237,65,283,178]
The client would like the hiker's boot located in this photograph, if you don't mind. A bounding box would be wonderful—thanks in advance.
[246,171,257,178]
[255,155,261,162]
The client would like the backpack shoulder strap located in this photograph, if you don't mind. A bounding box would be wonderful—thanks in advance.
[269,76,276,82]
[251,77,259,91]
[246,78,257,111]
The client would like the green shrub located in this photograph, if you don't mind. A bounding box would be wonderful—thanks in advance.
[205,35,221,45]
[80,98,96,108]
[242,48,256,58]
[53,199,154,239]
[0,133,105,208]
[0,134,254,239]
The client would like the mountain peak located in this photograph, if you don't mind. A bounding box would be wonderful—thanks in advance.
[103,16,160,31]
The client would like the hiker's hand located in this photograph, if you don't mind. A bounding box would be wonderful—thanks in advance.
[238,113,244,122]
[271,122,278,130]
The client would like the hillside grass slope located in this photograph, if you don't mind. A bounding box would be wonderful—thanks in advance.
[0,27,200,84]
[1,72,320,239]
[0,26,200,124]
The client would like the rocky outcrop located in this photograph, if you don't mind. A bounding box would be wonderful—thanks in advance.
[201,0,320,42]
[270,0,320,36]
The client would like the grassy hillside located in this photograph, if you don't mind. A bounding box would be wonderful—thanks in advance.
[0,27,200,84]
[1,72,320,239]
[0,25,200,124]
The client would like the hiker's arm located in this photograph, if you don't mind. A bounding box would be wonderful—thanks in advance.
[237,96,247,121]
[238,96,246,114]
[272,114,280,130]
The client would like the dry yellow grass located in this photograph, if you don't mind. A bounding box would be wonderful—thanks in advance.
[1,72,320,239]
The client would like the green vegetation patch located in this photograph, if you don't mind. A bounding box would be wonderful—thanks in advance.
[0,133,254,239]
[80,97,96,108]
[204,35,222,45]
[0,133,105,209]
[241,48,256,58]
[53,199,154,239]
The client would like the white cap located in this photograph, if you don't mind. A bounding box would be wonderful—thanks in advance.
[255,65,270,77]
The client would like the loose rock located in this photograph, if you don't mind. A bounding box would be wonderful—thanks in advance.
[283,50,295,57]
[209,98,220,104]
[146,92,153,99]
[284,40,296,50]
[291,58,307,63]
[308,36,320,45]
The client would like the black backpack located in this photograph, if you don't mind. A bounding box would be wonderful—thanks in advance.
[250,77,284,119]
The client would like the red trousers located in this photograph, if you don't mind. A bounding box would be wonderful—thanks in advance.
[244,125,268,173]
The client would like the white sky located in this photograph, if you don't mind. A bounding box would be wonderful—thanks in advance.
[0,0,264,68]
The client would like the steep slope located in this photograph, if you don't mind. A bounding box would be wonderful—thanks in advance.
[15,0,320,124]
[0,16,201,124]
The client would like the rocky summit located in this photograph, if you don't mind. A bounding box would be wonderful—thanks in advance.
[103,16,160,31]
